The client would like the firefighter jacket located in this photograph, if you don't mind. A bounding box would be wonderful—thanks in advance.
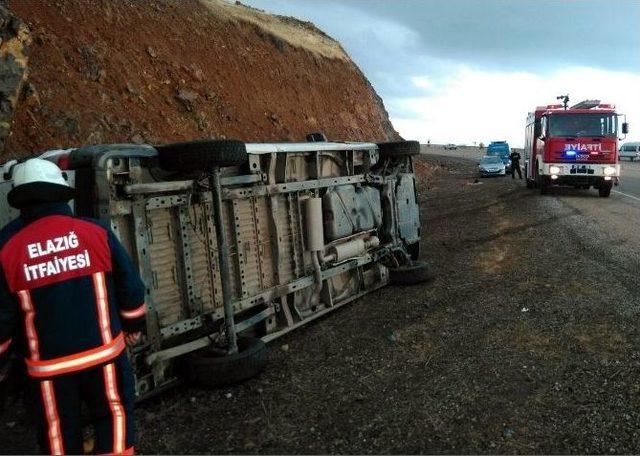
[0,202,146,378]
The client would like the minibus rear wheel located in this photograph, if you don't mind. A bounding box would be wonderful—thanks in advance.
[156,139,248,171]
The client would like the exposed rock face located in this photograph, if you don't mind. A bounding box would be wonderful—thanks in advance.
[1,0,399,158]
[0,4,31,154]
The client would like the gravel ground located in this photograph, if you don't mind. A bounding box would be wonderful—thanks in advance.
[2,153,640,454]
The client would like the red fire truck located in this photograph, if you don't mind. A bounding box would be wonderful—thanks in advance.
[524,98,628,197]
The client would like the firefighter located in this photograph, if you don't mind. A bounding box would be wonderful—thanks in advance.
[510,149,522,179]
[0,158,146,455]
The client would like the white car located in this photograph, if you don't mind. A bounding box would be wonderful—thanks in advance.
[478,156,506,177]
[619,142,640,161]
[443,144,458,150]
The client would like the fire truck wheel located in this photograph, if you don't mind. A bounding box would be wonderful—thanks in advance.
[184,336,267,388]
[389,260,433,285]
[156,139,248,171]
[377,140,421,158]
[599,183,612,197]
[539,175,549,194]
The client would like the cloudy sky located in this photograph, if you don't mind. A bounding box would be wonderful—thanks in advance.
[243,0,640,147]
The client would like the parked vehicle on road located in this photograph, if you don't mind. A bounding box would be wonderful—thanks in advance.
[478,155,506,177]
[524,99,628,197]
[619,142,640,161]
[443,144,458,150]
[0,137,427,399]
[486,141,512,171]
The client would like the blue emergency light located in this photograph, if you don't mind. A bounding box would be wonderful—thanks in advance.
[565,150,577,157]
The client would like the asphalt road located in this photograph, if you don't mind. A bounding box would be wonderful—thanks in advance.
[616,158,640,200]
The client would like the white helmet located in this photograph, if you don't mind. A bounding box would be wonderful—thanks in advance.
[12,158,70,188]
[8,158,74,209]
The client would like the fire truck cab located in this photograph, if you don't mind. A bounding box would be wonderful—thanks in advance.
[524,99,628,197]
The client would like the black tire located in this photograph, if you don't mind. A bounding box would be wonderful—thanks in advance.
[406,242,420,261]
[599,183,612,197]
[306,132,328,142]
[389,260,432,285]
[539,177,548,195]
[377,140,421,158]
[526,179,534,189]
[184,336,267,388]
[156,139,247,171]
[537,170,548,194]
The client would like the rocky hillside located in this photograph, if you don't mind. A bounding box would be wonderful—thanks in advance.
[0,0,399,158]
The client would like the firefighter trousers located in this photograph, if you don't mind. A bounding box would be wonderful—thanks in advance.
[31,352,135,455]
[512,164,522,179]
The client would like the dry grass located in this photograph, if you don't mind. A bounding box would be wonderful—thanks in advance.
[199,0,349,61]
[485,324,569,361]
[570,322,630,357]
[478,244,513,275]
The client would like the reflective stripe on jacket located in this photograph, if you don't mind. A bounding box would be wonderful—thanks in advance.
[0,202,146,377]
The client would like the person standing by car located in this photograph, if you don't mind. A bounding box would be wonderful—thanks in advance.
[510,149,522,179]
[0,159,146,455]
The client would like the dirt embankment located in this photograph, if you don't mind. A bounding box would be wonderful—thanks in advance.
[0,0,399,158]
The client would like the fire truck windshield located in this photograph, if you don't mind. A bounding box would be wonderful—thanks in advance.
[548,113,618,138]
